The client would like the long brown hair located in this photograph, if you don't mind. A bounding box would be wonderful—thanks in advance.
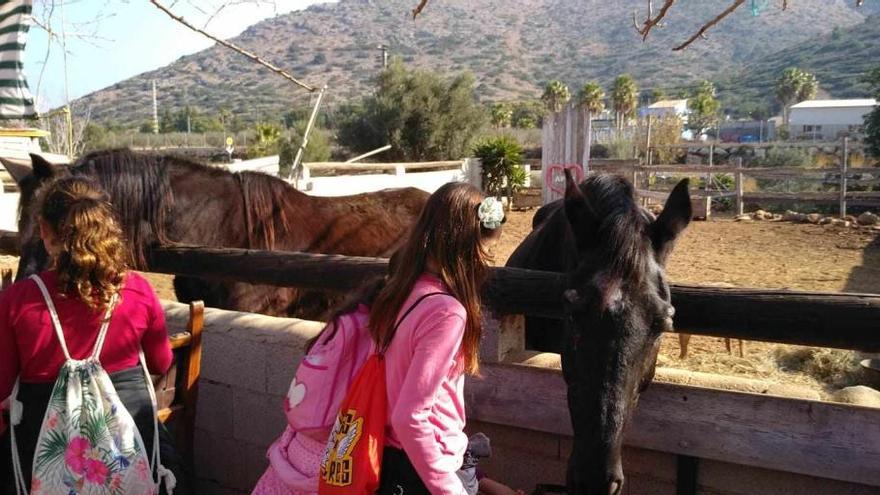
[369,182,499,375]
[36,176,128,310]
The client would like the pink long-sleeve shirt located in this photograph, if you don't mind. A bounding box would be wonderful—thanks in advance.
[384,274,469,495]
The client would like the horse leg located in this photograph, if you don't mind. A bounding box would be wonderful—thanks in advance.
[678,333,690,359]
[725,338,732,355]
[738,339,745,358]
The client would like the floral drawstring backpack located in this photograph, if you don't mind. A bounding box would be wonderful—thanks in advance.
[8,274,174,494]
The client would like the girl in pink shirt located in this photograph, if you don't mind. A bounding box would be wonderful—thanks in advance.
[370,182,505,495]
[0,176,184,494]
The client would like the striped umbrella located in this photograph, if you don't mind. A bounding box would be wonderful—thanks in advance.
[0,0,35,120]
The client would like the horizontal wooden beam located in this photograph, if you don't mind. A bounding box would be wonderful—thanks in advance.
[145,246,880,352]
[465,362,880,487]
[303,161,463,172]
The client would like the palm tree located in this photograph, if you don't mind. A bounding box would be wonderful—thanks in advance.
[776,68,819,126]
[542,80,571,114]
[577,81,605,172]
[490,103,513,128]
[798,72,819,102]
[612,74,638,131]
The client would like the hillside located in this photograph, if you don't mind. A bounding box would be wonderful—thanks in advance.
[75,0,880,128]
[721,14,880,111]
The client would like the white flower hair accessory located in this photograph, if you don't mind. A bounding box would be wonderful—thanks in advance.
[478,196,505,230]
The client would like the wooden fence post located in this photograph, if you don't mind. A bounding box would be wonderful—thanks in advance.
[840,137,849,218]
[735,157,744,217]
[479,309,525,364]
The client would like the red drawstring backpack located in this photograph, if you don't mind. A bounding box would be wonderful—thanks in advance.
[318,292,446,495]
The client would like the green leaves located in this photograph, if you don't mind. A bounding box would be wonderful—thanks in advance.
[611,74,638,127]
[687,80,720,134]
[542,80,571,113]
[338,58,486,161]
[577,82,605,114]
[473,136,525,198]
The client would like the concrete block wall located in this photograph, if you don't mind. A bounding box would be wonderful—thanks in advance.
[163,301,324,494]
[162,302,878,494]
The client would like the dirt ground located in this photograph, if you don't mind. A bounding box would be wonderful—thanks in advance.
[3,212,879,397]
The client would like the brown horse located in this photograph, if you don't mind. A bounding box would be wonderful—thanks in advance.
[6,149,428,318]
[507,172,691,495]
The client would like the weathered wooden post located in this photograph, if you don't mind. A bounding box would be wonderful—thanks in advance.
[840,137,849,218]
[735,157,744,217]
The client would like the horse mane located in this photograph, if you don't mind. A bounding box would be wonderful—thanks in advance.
[74,149,178,268]
[73,148,296,268]
[236,170,292,250]
[573,174,651,304]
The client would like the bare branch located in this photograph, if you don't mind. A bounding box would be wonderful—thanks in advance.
[411,0,428,20]
[149,0,315,92]
[673,0,747,51]
[633,0,675,40]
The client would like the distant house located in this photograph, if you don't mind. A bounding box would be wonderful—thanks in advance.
[643,99,690,123]
[788,99,877,140]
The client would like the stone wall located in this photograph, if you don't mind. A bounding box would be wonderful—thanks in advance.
[163,301,323,494]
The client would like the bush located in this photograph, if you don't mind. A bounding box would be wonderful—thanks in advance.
[754,147,811,168]
[337,59,486,161]
[473,136,526,198]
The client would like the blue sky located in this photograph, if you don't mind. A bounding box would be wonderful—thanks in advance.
[25,1,329,111]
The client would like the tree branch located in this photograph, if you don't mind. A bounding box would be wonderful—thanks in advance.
[633,0,675,40]
[149,0,316,92]
[411,0,428,20]
[673,0,747,51]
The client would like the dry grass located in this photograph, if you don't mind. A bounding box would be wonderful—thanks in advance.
[773,346,864,390]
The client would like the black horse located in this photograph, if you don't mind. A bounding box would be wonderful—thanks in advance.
[507,172,691,495]
[6,149,429,318]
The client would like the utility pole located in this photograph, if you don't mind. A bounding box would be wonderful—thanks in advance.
[152,80,159,134]
[377,44,388,69]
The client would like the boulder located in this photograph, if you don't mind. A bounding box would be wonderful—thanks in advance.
[752,209,770,220]
[830,386,880,407]
[772,214,783,221]
[819,217,833,225]
[806,213,822,224]
[830,219,851,228]
[844,215,858,224]
[734,214,752,222]
[858,211,879,226]
[783,210,805,222]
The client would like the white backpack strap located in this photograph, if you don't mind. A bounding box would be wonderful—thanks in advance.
[8,378,28,495]
[89,292,119,362]
[138,350,176,494]
[29,274,72,361]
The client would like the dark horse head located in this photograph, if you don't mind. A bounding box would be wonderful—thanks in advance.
[508,171,691,495]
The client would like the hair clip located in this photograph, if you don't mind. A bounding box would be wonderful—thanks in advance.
[478,197,505,230]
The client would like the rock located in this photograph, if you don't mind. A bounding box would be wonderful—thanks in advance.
[830,219,851,228]
[858,211,879,226]
[844,215,858,224]
[783,210,805,222]
[831,386,880,407]
[772,214,783,221]
[819,217,833,225]
[753,209,769,220]
[734,214,752,222]
[806,213,822,224]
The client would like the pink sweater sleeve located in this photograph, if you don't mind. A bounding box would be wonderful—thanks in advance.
[389,310,467,495]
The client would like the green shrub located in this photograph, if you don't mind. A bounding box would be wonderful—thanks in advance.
[754,147,811,167]
[473,136,526,198]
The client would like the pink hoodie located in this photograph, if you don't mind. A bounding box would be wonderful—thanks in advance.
[383,274,469,495]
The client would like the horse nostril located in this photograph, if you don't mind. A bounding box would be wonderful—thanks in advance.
[608,478,624,495]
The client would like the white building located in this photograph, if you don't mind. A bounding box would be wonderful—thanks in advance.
[644,99,690,122]
[788,99,877,140]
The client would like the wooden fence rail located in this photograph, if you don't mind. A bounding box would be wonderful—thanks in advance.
[592,148,880,215]
[144,246,880,352]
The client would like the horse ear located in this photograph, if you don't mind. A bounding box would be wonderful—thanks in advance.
[650,178,692,264]
[0,157,32,184]
[30,153,58,180]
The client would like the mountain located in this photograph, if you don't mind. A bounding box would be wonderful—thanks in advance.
[721,14,880,112]
[76,0,880,128]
